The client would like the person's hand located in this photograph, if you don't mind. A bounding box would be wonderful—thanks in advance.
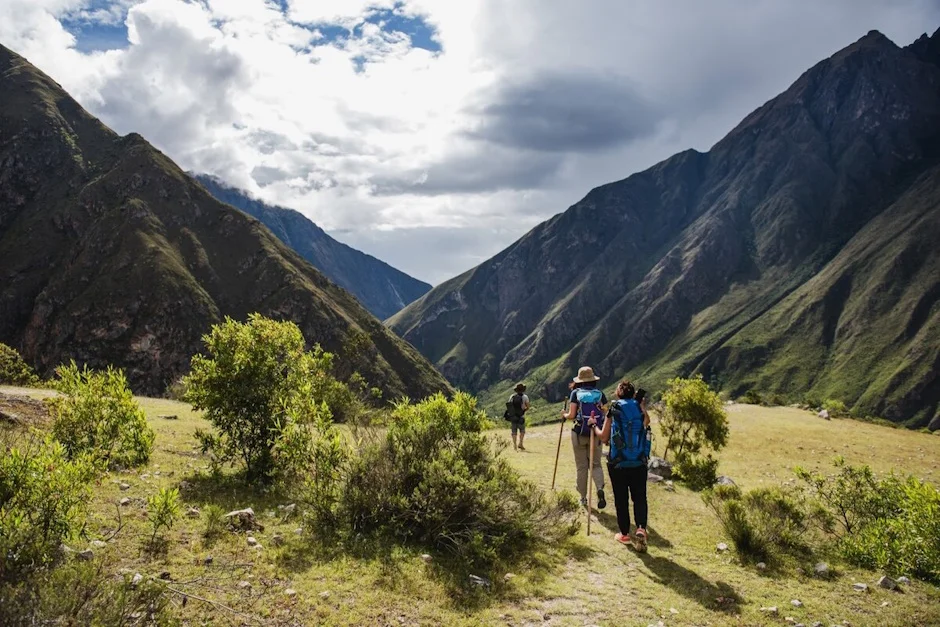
[587,416,597,426]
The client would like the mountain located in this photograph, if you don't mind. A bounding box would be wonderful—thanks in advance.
[0,43,450,400]
[192,175,430,320]
[390,29,940,429]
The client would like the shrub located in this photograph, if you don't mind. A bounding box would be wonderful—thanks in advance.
[301,393,580,574]
[0,434,99,583]
[0,343,39,387]
[48,362,154,469]
[146,487,181,548]
[822,398,848,417]
[0,559,176,626]
[703,484,808,563]
[739,389,763,405]
[202,504,225,543]
[798,459,940,583]
[660,375,729,462]
[184,314,354,481]
[674,452,719,491]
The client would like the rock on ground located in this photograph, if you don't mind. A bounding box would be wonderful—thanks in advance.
[878,575,898,590]
[647,457,672,479]
[715,475,736,486]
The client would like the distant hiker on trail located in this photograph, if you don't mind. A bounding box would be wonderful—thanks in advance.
[561,366,607,509]
[590,380,652,551]
[505,382,530,450]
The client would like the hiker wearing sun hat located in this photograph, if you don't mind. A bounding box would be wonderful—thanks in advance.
[561,366,607,509]
[505,382,530,450]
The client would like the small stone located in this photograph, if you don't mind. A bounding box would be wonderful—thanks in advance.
[760,606,778,614]
[285,588,297,597]
[203,556,213,565]
[716,542,729,552]
[131,573,143,587]
[120,497,131,506]
[319,591,331,599]
[294,527,303,535]
[647,473,664,483]
[186,507,200,519]
[158,414,178,420]
[140,474,150,479]
[237,581,251,590]
[647,456,673,479]
[897,576,911,585]
[791,599,803,607]
[812,623,824,627]
[252,544,263,551]
[224,508,262,531]
[852,583,869,592]
[272,534,285,547]
[153,471,161,476]
[421,554,433,563]
[715,475,736,486]
[814,562,830,577]
[785,617,795,624]
[468,574,491,588]
[159,571,171,580]
[179,480,191,490]
[246,536,258,547]
[58,543,74,557]
[669,608,678,614]
[877,575,897,590]
[278,503,297,514]
[77,549,94,561]
[756,562,767,571]
[504,573,516,581]
[881,601,889,607]
[818,409,830,420]
[119,483,130,491]
[90,540,107,549]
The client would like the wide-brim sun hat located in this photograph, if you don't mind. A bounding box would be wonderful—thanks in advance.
[514,383,526,393]
[573,366,600,383]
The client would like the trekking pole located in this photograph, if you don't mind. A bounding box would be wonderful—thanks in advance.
[587,412,596,537]
[550,399,566,491]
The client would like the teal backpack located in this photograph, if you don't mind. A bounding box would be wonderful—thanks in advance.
[608,399,650,468]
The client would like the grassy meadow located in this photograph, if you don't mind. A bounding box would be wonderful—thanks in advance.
[3,385,940,626]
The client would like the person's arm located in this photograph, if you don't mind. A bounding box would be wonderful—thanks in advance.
[562,394,577,420]
[640,397,650,428]
[592,411,612,444]
[523,395,530,411]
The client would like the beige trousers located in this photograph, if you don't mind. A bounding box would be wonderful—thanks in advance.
[571,431,605,498]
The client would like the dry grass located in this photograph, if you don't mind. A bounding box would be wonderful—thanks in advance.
[5,386,940,626]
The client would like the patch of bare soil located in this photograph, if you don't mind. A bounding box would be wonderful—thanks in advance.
[0,392,52,427]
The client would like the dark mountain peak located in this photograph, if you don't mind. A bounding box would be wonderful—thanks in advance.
[907,27,940,67]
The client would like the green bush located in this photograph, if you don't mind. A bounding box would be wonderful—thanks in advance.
[703,484,808,563]
[0,559,177,626]
[739,389,763,405]
[300,393,579,574]
[184,314,356,481]
[0,343,39,387]
[147,487,181,548]
[660,375,729,462]
[0,434,98,583]
[822,398,848,417]
[798,459,940,583]
[48,362,154,469]
[675,453,719,491]
[202,504,225,543]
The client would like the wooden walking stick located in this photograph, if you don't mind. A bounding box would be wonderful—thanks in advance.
[551,399,567,491]
[587,412,596,536]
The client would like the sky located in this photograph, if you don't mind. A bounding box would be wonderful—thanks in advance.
[1,1,939,285]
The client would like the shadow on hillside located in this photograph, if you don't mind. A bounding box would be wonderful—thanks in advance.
[593,512,673,548]
[178,471,288,515]
[636,551,743,614]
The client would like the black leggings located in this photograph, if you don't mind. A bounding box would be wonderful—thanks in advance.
[607,463,648,534]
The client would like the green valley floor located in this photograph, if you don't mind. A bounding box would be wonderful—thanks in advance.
[3,386,939,626]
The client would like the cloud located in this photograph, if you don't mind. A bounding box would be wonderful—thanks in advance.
[2,0,939,284]
[465,71,661,153]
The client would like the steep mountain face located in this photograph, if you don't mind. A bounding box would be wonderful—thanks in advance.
[0,44,450,400]
[390,29,940,428]
[192,175,430,319]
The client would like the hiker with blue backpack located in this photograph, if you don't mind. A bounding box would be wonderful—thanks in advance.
[561,366,607,510]
[588,380,652,551]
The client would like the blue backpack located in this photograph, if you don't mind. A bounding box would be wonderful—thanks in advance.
[573,388,604,436]
[608,399,650,468]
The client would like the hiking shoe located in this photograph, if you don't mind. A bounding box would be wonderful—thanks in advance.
[597,489,606,509]
[518,445,526,451]
[614,532,630,545]
[633,527,648,553]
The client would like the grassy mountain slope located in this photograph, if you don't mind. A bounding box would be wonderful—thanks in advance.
[193,174,430,319]
[390,28,940,426]
[0,43,450,399]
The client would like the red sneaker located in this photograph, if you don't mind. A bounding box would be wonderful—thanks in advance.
[614,533,630,545]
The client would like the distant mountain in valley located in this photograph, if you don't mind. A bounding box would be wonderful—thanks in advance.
[193,175,430,320]
[0,43,450,400]
[390,28,940,428]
